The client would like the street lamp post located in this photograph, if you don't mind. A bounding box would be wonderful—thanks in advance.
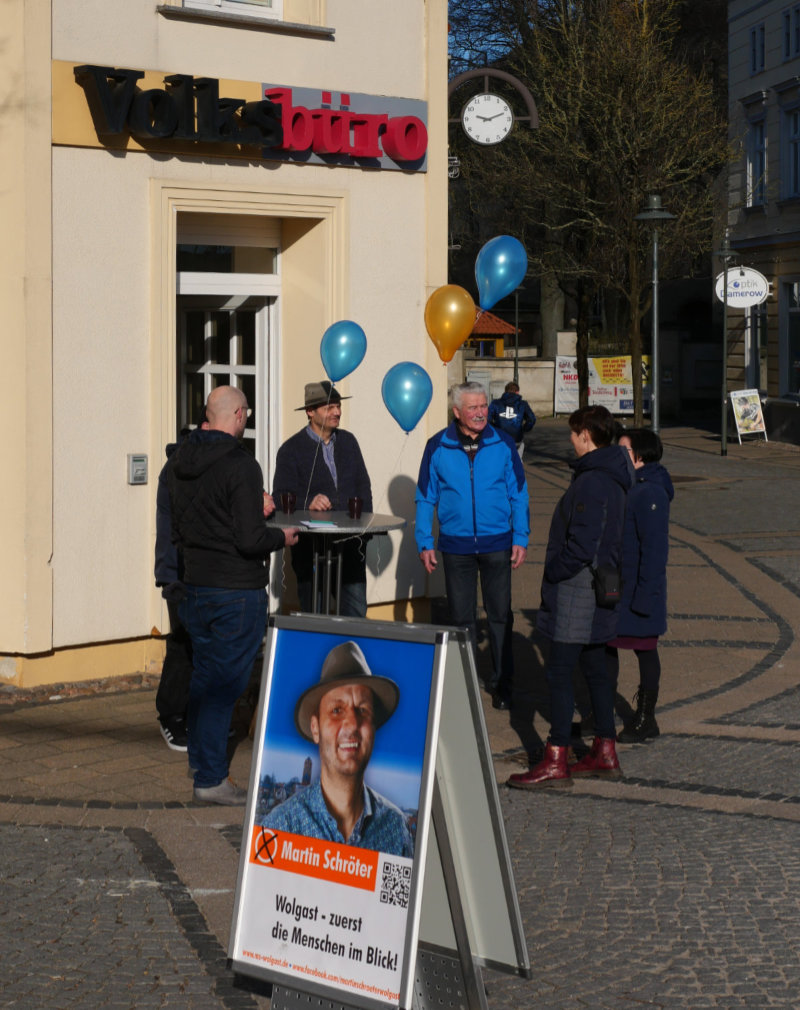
[635,194,675,433]
[714,231,734,457]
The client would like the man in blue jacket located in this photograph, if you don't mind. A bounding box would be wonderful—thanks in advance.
[415,382,530,709]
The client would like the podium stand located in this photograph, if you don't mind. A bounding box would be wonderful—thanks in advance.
[229,617,530,1010]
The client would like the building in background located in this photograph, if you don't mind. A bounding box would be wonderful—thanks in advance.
[728,0,800,440]
[2,0,448,688]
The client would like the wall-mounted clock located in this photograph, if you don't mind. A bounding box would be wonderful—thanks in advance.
[461,93,514,146]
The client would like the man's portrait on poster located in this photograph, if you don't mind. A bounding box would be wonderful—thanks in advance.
[256,637,426,859]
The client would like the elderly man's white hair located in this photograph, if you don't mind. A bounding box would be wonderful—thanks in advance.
[449,381,488,410]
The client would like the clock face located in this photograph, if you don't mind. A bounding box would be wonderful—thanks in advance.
[461,93,514,146]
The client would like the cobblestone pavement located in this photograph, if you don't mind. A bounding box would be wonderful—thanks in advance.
[2,418,799,1009]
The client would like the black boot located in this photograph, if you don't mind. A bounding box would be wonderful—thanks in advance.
[617,689,659,743]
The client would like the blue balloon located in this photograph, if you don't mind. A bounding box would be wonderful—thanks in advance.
[320,320,367,382]
[475,235,528,311]
[382,362,433,433]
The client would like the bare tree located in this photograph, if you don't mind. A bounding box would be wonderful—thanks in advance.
[450,0,729,421]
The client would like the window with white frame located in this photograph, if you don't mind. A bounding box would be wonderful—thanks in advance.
[181,0,282,20]
[176,213,281,473]
[751,23,766,74]
[747,117,767,206]
[784,6,800,59]
[783,106,800,198]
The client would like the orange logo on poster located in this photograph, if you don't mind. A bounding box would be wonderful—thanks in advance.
[249,827,379,892]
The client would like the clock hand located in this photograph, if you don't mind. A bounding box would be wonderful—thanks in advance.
[477,112,504,122]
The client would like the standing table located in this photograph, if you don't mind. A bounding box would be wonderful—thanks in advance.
[270,510,406,615]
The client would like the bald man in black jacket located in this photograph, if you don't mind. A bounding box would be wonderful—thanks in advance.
[169,385,298,805]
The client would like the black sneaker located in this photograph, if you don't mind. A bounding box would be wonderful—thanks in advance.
[492,692,512,711]
[159,716,188,752]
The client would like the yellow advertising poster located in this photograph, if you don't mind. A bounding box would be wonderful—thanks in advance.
[554,355,651,414]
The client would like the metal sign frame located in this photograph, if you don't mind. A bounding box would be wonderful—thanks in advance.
[228,616,530,1010]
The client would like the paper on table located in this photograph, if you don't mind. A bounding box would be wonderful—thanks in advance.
[299,519,339,529]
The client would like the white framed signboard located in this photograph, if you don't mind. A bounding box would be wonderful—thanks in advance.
[229,618,444,1010]
[229,616,530,1010]
[730,389,768,443]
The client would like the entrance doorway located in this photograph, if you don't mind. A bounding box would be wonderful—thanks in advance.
[175,213,281,480]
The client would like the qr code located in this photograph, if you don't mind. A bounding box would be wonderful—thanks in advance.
[380,861,411,908]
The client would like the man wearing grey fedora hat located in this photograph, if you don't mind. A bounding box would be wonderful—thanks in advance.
[260,641,414,857]
[272,382,373,616]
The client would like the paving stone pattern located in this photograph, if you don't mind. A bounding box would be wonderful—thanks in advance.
[0,824,249,1010]
[716,685,800,730]
[3,420,800,1009]
[487,792,800,1010]
[618,736,800,800]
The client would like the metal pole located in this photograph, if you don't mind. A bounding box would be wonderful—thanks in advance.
[514,290,520,385]
[651,227,660,433]
[721,256,729,457]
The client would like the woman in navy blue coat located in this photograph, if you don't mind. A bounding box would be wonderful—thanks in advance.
[508,405,633,790]
[607,429,673,742]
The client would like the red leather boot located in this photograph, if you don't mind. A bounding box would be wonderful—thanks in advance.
[507,743,573,789]
[570,737,622,779]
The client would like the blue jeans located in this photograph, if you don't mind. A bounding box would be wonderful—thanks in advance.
[179,586,268,788]
[442,550,514,694]
[545,640,615,746]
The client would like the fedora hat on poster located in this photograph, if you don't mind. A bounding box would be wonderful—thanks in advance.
[294,640,399,741]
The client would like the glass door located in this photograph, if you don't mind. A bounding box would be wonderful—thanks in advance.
[177,294,275,476]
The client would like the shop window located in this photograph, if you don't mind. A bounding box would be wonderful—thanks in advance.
[751,23,766,75]
[747,117,767,207]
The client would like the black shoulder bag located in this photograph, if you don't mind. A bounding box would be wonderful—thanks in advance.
[559,494,622,609]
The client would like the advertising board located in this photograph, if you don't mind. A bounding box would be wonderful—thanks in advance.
[554,355,651,415]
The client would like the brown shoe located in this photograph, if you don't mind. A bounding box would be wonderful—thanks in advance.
[507,743,573,789]
[570,737,622,779]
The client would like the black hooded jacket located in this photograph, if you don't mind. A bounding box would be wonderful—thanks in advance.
[167,429,285,589]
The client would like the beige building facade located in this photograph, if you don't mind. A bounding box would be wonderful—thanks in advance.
[2,0,449,688]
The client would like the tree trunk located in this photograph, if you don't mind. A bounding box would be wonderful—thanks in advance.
[576,283,592,408]
[540,270,566,359]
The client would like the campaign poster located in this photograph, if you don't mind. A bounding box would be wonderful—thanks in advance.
[554,354,651,414]
[229,622,442,1010]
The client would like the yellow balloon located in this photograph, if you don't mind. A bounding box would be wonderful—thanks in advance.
[424,285,477,363]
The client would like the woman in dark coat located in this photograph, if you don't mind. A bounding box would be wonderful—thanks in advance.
[607,429,673,742]
[508,405,633,790]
